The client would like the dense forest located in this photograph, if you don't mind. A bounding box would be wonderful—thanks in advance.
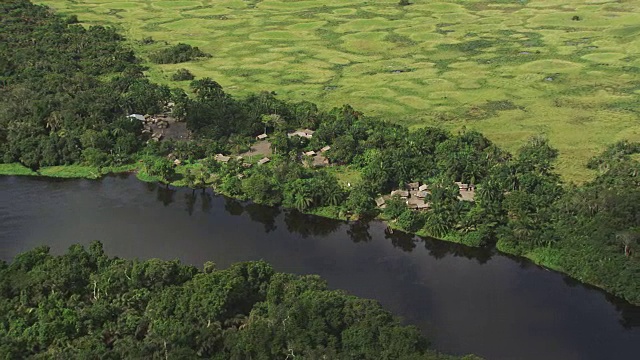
[0,0,169,170]
[0,0,639,306]
[0,243,477,359]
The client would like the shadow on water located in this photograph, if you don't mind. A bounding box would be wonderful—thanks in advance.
[141,180,640,334]
[348,220,373,243]
[245,203,280,233]
[284,210,343,238]
[4,174,640,359]
[200,191,213,214]
[421,236,494,264]
[224,197,245,216]
[184,192,196,215]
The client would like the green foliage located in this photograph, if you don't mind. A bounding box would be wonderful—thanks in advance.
[171,68,195,81]
[0,243,459,359]
[345,186,376,216]
[397,209,425,233]
[383,195,407,220]
[0,0,165,169]
[149,43,211,64]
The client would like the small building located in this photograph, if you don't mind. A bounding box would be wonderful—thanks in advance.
[256,133,268,140]
[391,190,409,198]
[320,146,331,153]
[407,182,420,191]
[416,191,429,199]
[418,184,429,192]
[375,197,386,208]
[173,159,181,166]
[214,154,231,163]
[417,202,430,210]
[258,157,270,165]
[287,129,315,139]
[127,114,145,122]
[304,151,317,157]
[242,162,253,168]
[407,202,418,210]
[455,182,469,191]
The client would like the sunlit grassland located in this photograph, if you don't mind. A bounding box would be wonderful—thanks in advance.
[37,0,640,182]
[0,163,137,179]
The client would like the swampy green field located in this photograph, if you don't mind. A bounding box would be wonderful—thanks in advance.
[37,0,640,182]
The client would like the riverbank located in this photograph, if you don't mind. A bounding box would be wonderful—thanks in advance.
[0,163,136,179]
[3,162,639,307]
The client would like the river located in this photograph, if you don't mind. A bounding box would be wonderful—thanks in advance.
[1,175,639,359]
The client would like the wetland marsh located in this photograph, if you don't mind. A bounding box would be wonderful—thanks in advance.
[37,0,640,182]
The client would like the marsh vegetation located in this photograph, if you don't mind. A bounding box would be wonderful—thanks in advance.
[36,0,640,181]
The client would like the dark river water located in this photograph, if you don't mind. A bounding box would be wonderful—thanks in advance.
[1,175,639,359]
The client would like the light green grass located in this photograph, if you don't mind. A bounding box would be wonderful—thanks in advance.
[37,0,640,182]
[0,163,139,179]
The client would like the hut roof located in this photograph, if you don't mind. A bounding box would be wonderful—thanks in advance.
[214,154,231,162]
[256,134,268,140]
[287,129,315,139]
[407,182,420,190]
[418,184,429,191]
[455,181,469,190]
[320,146,331,152]
[391,190,409,198]
[127,114,145,121]
[258,157,271,165]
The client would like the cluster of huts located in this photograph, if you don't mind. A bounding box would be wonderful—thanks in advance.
[129,113,173,142]
[287,129,314,139]
[213,153,263,167]
[376,181,476,211]
[253,129,330,167]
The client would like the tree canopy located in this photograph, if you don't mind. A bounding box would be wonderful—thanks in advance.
[0,243,478,360]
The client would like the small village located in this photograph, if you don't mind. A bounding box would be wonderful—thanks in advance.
[129,110,476,211]
[376,181,476,211]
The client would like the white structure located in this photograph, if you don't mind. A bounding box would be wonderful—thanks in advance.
[127,114,145,121]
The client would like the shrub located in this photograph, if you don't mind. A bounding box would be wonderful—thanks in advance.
[149,43,211,64]
[171,68,195,81]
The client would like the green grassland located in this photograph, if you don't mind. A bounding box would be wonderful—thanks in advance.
[37,0,640,182]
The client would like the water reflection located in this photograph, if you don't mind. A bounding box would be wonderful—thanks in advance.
[284,210,342,238]
[245,204,280,233]
[348,220,373,243]
[384,227,416,252]
[157,186,175,206]
[421,237,493,264]
[184,192,196,215]
[141,180,640,335]
[3,174,640,360]
[200,191,213,214]
[223,197,244,216]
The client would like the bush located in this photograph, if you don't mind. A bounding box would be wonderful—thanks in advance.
[171,68,195,81]
[397,209,425,233]
[149,43,211,64]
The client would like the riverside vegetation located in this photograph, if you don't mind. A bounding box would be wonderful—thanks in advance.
[1,0,639,311]
[0,242,479,359]
[35,0,640,182]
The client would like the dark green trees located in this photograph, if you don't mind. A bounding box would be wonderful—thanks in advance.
[149,43,211,64]
[0,0,167,169]
[0,243,463,359]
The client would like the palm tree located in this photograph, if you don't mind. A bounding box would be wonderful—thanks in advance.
[260,113,283,135]
[293,193,313,211]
